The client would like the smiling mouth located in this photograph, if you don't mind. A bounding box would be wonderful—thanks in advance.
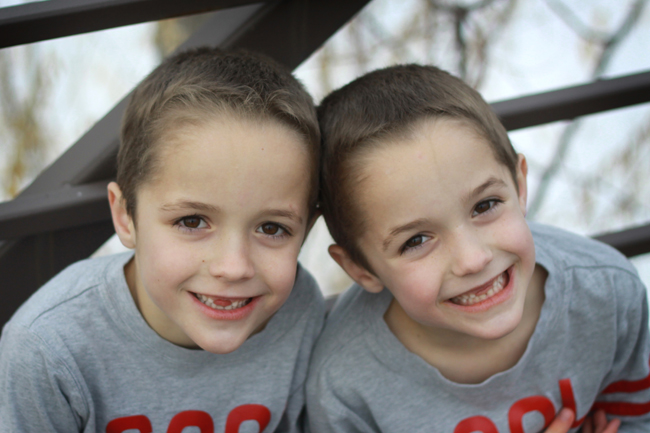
[449,271,510,306]
[194,294,253,310]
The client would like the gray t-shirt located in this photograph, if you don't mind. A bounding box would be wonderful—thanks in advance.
[306,223,650,433]
[0,252,324,433]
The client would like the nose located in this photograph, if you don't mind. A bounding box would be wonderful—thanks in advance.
[449,227,493,277]
[207,234,255,282]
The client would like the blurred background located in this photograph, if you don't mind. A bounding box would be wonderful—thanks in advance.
[1,0,649,297]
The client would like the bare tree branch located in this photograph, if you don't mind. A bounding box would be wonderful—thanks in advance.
[527,0,648,217]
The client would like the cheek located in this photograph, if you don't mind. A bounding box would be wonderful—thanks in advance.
[495,216,535,268]
[384,262,445,307]
[256,245,301,296]
[137,230,198,288]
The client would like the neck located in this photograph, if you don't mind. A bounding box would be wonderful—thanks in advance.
[384,264,547,384]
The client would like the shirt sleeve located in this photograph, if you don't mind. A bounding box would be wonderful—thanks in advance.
[593,269,650,432]
[306,362,380,433]
[275,292,326,433]
[0,323,88,433]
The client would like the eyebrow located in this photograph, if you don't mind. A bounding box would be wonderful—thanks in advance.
[262,209,304,225]
[159,201,220,213]
[379,178,509,252]
[464,177,508,203]
[159,202,304,224]
[382,218,429,252]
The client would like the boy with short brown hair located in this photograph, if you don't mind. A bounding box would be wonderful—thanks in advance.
[307,64,650,433]
[0,47,324,432]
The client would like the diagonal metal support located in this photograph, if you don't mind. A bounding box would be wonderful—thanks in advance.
[0,0,262,49]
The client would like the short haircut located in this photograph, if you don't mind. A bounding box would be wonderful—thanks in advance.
[118,47,320,220]
[318,64,518,271]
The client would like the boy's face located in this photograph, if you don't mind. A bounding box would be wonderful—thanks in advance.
[336,117,536,342]
[109,115,312,354]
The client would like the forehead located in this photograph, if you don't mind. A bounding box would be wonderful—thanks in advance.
[138,114,312,210]
[354,117,513,227]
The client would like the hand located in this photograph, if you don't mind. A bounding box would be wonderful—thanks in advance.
[544,408,575,433]
[581,409,621,433]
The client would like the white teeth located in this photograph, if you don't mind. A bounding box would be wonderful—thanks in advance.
[451,272,506,306]
[195,293,251,310]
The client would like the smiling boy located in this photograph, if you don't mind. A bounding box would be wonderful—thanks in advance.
[306,64,650,432]
[0,48,324,432]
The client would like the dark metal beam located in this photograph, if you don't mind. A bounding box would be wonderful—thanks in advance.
[0,221,116,326]
[20,3,266,197]
[0,181,110,240]
[595,224,650,258]
[492,70,650,131]
[0,0,262,49]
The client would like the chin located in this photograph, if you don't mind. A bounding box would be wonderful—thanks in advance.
[473,315,523,341]
[195,334,250,355]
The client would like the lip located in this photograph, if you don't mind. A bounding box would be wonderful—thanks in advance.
[189,291,261,321]
[444,265,515,313]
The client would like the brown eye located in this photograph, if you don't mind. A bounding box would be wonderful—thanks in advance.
[405,235,424,249]
[473,199,501,216]
[261,223,279,235]
[475,201,491,214]
[257,223,288,237]
[182,217,202,228]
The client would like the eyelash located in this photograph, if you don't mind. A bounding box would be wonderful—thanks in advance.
[173,217,292,239]
[472,198,503,217]
[174,215,208,233]
[256,222,292,239]
[400,234,431,255]
[399,199,503,254]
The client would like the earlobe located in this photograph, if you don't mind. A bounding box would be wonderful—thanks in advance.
[107,182,136,249]
[516,154,529,215]
[328,244,384,293]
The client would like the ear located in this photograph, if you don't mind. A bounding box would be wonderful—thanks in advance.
[515,154,528,216]
[328,244,384,294]
[107,182,136,249]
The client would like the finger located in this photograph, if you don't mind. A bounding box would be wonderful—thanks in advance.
[593,409,608,432]
[601,418,621,433]
[582,414,594,433]
[544,408,575,433]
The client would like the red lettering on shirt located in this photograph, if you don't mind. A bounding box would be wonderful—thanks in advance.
[106,415,153,433]
[593,400,650,417]
[167,410,214,433]
[602,358,650,394]
[558,378,586,428]
[508,395,555,433]
[454,415,499,433]
[225,404,271,433]
[104,404,271,433]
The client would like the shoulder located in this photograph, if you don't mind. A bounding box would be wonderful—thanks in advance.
[532,223,645,318]
[281,263,325,325]
[308,285,385,379]
[530,222,636,274]
[531,221,640,281]
[4,252,132,336]
[260,263,326,349]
